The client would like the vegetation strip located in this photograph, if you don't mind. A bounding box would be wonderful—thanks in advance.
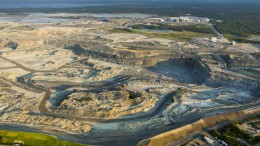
[0,130,86,146]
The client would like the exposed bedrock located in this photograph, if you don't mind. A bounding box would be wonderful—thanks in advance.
[183,57,259,95]
[64,44,158,67]
[206,72,260,96]
[5,41,18,50]
[65,44,215,80]
[65,44,138,58]
[64,43,213,84]
[49,89,75,107]
[180,57,258,96]
[184,58,211,84]
[50,89,158,118]
[46,39,95,48]
[221,53,260,67]
[147,59,194,83]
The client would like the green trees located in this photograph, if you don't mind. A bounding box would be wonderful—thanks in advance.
[0,130,85,146]
[209,128,246,146]
[210,124,260,146]
[132,24,213,34]
[212,21,258,37]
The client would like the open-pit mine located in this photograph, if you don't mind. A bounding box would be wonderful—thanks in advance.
[0,13,259,146]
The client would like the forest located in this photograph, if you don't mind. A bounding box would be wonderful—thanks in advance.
[0,1,259,43]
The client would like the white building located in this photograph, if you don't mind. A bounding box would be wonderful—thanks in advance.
[232,41,236,46]
[179,16,191,22]
[220,140,228,146]
[148,18,165,22]
[203,136,214,144]
[203,17,210,22]
[211,37,218,43]
[170,17,179,22]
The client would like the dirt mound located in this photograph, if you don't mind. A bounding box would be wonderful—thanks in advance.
[142,111,248,146]
[222,53,260,67]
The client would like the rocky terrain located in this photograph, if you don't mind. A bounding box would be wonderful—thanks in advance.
[0,13,259,146]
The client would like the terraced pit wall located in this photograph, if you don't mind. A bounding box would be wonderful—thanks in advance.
[206,72,260,96]
[186,58,211,84]
[139,110,260,146]
[221,54,260,67]
[64,44,168,67]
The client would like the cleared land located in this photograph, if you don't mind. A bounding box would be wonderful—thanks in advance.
[0,13,259,146]
[109,28,214,41]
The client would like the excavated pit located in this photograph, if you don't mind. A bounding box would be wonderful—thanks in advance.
[222,53,260,67]
[0,18,259,145]
[147,58,211,84]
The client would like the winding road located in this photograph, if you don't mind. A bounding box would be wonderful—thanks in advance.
[0,54,178,122]
[0,53,259,146]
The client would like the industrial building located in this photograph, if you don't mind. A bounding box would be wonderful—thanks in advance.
[169,16,210,23]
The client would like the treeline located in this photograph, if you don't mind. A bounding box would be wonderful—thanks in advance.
[211,19,260,43]
[232,38,260,44]
[212,20,259,37]
[210,124,260,146]
[132,24,213,34]
[243,114,260,122]
[1,1,259,43]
